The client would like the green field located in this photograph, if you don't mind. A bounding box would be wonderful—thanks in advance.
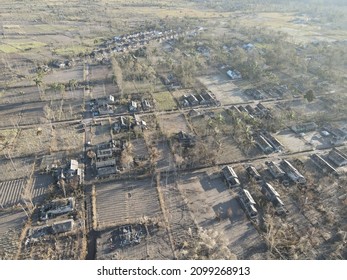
[0,41,46,53]
[152,91,177,111]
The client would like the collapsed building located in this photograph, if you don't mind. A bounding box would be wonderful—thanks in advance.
[328,148,347,167]
[261,182,287,216]
[238,189,258,221]
[266,161,285,179]
[280,159,306,184]
[221,165,241,188]
[245,165,262,182]
[311,154,337,175]
[40,197,75,221]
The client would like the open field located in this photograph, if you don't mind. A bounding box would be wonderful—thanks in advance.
[197,75,248,105]
[157,113,190,137]
[152,91,177,111]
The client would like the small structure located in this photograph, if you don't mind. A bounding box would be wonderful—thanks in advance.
[238,189,258,221]
[280,159,306,184]
[129,101,138,112]
[177,130,196,147]
[141,100,151,111]
[221,165,241,188]
[328,148,347,167]
[266,161,285,179]
[291,122,318,134]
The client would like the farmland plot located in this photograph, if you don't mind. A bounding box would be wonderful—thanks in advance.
[52,124,84,152]
[0,210,27,260]
[0,179,27,208]
[12,127,52,157]
[95,178,161,229]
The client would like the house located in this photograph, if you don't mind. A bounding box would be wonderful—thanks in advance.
[129,101,138,112]
[311,154,337,174]
[108,95,115,103]
[227,69,242,80]
[221,165,241,187]
[98,104,113,115]
[256,135,274,154]
[261,182,280,201]
[280,159,306,184]
[266,161,285,179]
[229,105,241,114]
[141,100,151,111]
[40,197,75,221]
[238,105,248,113]
[245,165,262,182]
[187,94,199,106]
[291,122,318,134]
[244,88,263,100]
[260,131,283,151]
[328,148,347,167]
[238,189,258,221]
[245,105,255,115]
[196,94,208,105]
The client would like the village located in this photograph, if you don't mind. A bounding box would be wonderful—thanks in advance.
[0,0,346,260]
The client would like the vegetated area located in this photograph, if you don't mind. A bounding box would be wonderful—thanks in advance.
[0,0,346,260]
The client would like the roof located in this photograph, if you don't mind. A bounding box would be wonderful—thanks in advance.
[52,219,74,234]
[240,189,256,205]
[70,159,78,171]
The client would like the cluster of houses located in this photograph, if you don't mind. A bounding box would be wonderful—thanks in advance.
[244,86,287,100]
[222,164,288,221]
[91,27,204,58]
[55,159,84,187]
[90,96,152,116]
[266,159,306,185]
[26,197,77,244]
[26,219,75,244]
[230,103,272,119]
[181,89,219,107]
[311,148,347,175]
[95,140,123,178]
[113,114,147,133]
[291,122,347,146]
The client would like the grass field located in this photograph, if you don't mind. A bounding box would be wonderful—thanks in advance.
[0,42,46,53]
[152,91,177,111]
